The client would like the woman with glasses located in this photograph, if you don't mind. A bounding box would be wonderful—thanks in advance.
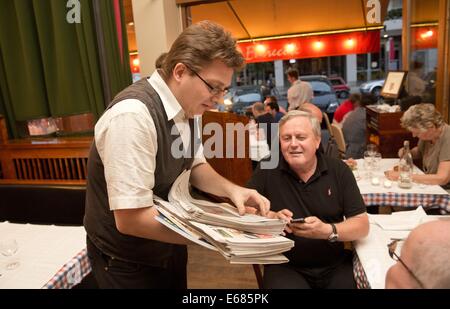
[385,220,450,289]
[385,103,450,189]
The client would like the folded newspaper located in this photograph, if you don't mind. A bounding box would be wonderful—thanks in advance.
[154,170,294,264]
[168,169,287,235]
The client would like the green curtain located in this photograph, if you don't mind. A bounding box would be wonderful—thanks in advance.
[97,0,132,100]
[0,0,131,138]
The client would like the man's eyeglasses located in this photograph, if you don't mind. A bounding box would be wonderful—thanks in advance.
[387,240,425,288]
[185,65,229,96]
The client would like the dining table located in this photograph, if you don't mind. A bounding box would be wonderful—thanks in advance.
[0,221,90,289]
[354,158,450,214]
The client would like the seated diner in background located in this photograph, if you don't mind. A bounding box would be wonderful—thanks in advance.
[384,104,450,189]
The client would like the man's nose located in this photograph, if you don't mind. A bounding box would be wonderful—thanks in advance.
[290,137,299,146]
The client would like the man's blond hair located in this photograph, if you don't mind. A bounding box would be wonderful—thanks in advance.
[279,110,321,138]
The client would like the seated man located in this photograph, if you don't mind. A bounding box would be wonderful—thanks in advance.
[332,93,360,127]
[385,220,450,289]
[342,94,375,159]
[264,95,286,114]
[265,102,284,123]
[248,110,369,289]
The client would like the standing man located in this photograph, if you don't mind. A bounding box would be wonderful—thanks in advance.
[286,68,313,111]
[84,21,270,288]
[248,111,369,288]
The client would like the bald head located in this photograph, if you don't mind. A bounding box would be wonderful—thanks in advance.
[252,102,266,117]
[386,220,450,289]
[408,220,450,288]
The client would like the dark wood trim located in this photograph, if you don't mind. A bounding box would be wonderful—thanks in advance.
[0,115,8,144]
[180,5,189,29]
[0,179,86,186]
[437,0,450,122]
[176,0,225,6]
[402,0,410,71]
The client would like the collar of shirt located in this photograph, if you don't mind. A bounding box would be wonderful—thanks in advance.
[148,70,186,121]
[279,150,329,184]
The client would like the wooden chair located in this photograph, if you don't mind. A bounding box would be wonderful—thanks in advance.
[330,123,346,158]
[322,112,333,136]
[252,264,264,288]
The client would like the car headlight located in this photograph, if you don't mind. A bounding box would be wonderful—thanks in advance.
[224,98,233,106]
[326,101,339,113]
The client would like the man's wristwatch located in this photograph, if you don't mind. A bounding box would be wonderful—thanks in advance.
[327,223,339,242]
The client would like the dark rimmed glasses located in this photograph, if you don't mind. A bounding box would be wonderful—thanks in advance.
[387,240,425,288]
[185,65,229,97]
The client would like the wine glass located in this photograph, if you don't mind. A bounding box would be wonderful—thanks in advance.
[0,238,20,270]
[367,144,378,156]
[372,152,382,170]
[363,151,374,178]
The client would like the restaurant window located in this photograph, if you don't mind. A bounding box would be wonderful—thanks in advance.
[24,114,95,137]
[406,0,439,105]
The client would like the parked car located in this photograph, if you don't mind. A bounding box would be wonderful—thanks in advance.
[223,85,263,114]
[359,79,385,97]
[328,76,350,99]
[300,75,340,114]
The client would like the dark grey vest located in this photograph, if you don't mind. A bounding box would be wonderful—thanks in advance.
[84,78,195,266]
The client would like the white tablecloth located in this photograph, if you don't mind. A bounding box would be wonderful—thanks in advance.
[0,222,86,289]
[355,158,448,195]
[354,215,449,289]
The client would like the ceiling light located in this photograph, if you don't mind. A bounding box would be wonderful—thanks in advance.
[255,44,267,54]
[285,43,296,53]
[313,41,324,50]
[344,38,355,48]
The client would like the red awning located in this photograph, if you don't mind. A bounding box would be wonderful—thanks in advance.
[238,30,380,63]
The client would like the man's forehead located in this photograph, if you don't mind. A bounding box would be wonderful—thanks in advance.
[282,118,312,130]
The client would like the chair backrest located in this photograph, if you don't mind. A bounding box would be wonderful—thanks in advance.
[0,184,86,225]
[330,123,346,155]
[322,112,333,137]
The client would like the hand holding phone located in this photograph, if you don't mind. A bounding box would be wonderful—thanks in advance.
[290,217,306,224]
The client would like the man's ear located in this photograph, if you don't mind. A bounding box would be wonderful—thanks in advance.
[172,63,187,82]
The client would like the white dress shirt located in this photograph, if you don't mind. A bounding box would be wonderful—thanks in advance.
[95,71,206,210]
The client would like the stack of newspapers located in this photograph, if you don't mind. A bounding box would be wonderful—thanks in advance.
[154,170,294,264]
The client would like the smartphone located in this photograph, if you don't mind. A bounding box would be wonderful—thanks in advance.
[291,217,306,223]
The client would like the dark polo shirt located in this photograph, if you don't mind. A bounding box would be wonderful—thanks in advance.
[247,151,366,269]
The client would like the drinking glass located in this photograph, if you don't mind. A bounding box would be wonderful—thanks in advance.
[367,144,378,156]
[0,239,20,270]
[363,151,374,178]
[373,152,382,170]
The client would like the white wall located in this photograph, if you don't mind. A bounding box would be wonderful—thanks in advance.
[132,0,182,76]
[274,60,285,89]
[346,54,357,85]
